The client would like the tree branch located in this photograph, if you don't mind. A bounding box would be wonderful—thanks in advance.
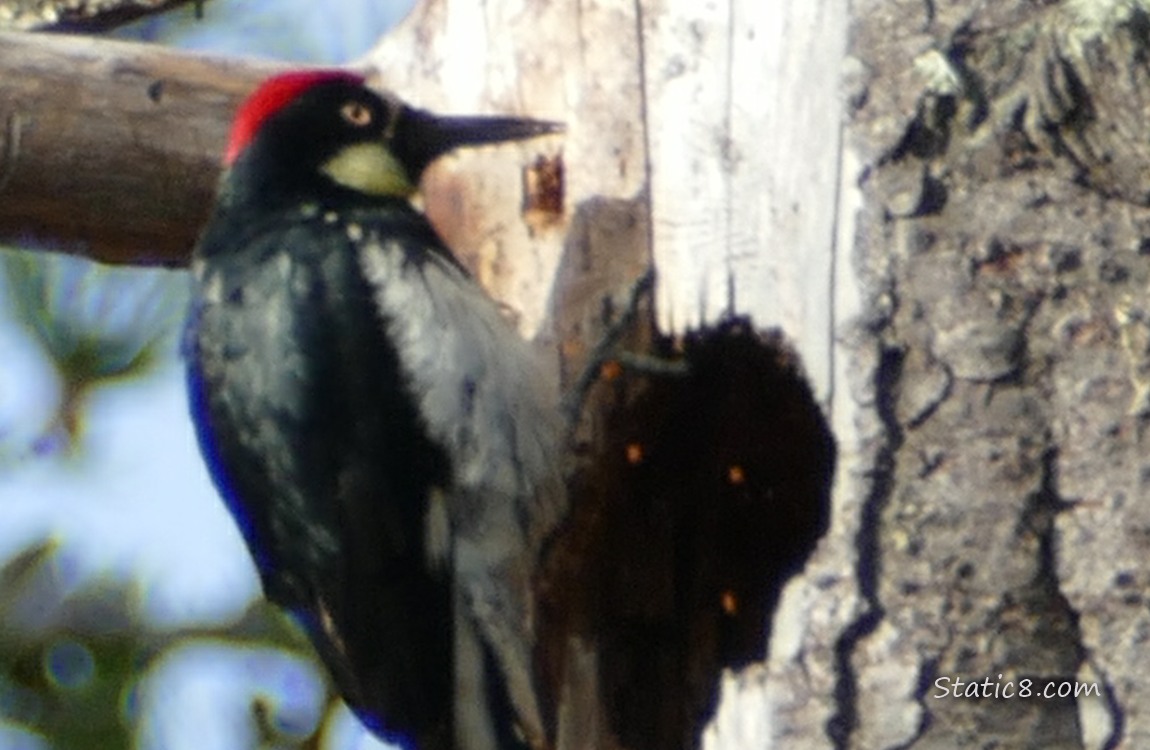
[0,31,284,265]
[0,0,205,32]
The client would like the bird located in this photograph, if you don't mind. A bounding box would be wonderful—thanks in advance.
[183,69,566,750]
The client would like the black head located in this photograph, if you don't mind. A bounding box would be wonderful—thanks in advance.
[221,70,561,209]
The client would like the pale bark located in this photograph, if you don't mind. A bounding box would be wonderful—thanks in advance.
[371,0,1150,748]
[366,2,843,749]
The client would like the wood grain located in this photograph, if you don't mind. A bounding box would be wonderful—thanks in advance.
[0,31,283,265]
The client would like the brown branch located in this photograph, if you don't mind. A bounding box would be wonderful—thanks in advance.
[0,0,205,31]
[0,31,286,266]
[43,0,208,33]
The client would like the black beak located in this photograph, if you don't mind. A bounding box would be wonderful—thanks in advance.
[393,107,564,179]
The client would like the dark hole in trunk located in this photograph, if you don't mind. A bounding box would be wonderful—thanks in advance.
[540,318,836,750]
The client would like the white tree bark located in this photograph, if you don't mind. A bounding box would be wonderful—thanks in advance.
[367,1,1150,748]
[363,0,845,396]
[364,1,849,748]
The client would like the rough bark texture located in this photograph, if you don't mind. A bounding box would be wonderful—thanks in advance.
[800,1,1150,747]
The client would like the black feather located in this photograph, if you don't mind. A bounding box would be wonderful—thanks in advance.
[186,203,456,748]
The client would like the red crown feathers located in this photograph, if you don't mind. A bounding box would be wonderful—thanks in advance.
[224,70,365,166]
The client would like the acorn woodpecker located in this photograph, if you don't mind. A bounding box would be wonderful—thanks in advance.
[184,70,565,750]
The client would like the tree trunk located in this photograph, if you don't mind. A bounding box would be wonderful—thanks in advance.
[375,0,1150,747]
[367,2,841,748]
[821,1,1150,747]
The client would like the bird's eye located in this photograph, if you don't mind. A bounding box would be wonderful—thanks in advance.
[340,101,374,127]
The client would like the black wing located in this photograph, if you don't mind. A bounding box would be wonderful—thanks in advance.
[185,211,453,748]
